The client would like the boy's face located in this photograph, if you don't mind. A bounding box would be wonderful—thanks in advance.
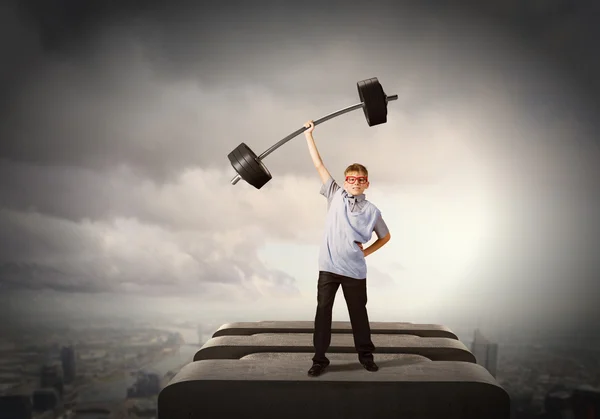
[344,171,369,196]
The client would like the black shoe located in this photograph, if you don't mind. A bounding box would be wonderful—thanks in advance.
[361,360,379,372]
[307,363,328,377]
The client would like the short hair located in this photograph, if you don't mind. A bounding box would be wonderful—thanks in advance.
[344,163,368,177]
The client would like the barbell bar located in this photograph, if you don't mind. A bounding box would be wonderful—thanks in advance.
[228,77,398,189]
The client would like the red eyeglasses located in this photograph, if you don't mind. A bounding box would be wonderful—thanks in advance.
[345,176,368,185]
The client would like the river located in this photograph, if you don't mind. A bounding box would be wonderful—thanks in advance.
[78,327,202,404]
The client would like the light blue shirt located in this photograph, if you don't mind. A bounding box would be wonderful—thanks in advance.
[318,176,389,280]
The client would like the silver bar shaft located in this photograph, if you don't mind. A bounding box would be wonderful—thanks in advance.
[231,94,398,185]
[258,103,363,160]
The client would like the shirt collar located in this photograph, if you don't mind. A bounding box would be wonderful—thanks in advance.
[346,192,366,202]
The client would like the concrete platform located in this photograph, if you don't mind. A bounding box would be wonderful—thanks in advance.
[158,359,510,419]
[213,320,458,339]
[194,333,475,362]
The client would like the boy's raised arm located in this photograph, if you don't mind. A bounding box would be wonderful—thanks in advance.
[304,120,332,185]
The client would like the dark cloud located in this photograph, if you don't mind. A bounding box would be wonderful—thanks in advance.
[16,0,166,48]
[1,0,597,180]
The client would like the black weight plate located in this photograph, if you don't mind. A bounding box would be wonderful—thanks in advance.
[229,144,264,188]
[359,77,387,126]
[227,143,272,189]
[236,144,271,190]
[228,146,255,184]
[254,160,272,189]
[233,145,262,181]
[365,77,387,124]
[228,146,249,179]
[230,147,259,187]
[357,77,388,126]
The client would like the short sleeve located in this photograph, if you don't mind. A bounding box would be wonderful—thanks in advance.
[320,176,340,202]
[373,214,390,239]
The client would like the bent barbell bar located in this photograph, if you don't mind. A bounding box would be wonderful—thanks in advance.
[230,94,398,185]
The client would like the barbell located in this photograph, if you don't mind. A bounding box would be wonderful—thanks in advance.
[228,77,398,189]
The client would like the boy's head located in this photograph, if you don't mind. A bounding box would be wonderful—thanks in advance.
[344,163,369,196]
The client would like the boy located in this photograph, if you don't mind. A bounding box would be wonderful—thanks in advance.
[304,120,391,377]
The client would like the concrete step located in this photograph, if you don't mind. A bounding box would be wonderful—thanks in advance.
[240,352,431,363]
[213,320,458,339]
[159,358,509,419]
[194,333,475,362]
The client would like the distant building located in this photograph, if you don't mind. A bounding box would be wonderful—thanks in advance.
[544,389,574,419]
[129,398,158,417]
[40,362,64,397]
[61,385,78,411]
[127,371,161,398]
[0,394,32,419]
[571,385,600,419]
[32,388,60,413]
[60,346,76,384]
[470,328,499,378]
[511,390,536,418]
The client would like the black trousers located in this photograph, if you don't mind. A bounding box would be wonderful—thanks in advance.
[312,270,375,365]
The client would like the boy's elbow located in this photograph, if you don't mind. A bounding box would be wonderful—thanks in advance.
[384,232,391,242]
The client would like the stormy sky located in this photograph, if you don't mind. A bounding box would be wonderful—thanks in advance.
[1,0,599,341]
